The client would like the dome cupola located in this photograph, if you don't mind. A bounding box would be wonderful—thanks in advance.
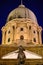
[7,3,38,24]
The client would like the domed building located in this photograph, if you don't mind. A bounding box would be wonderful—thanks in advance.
[1,4,42,46]
[0,3,43,65]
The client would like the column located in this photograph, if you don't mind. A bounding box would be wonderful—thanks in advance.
[2,27,6,44]
[39,31,42,44]
[12,26,15,44]
[38,27,42,44]
[37,30,40,44]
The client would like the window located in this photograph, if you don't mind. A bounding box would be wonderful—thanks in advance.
[18,15,22,18]
[20,28,23,31]
[8,38,10,42]
[9,17,12,21]
[33,31,36,33]
[33,38,36,42]
[8,31,10,34]
[20,35,24,40]
[12,26,15,29]
[29,26,31,30]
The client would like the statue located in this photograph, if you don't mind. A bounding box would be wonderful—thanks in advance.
[15,45,26,65]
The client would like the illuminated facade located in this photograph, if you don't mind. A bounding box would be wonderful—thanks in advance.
[1,4,42,46]
[0,3,43,65]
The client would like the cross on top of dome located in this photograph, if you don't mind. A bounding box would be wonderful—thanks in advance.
[21,0,23,5]
[19,0,25,7]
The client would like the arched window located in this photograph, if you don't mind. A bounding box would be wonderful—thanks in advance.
[33,38,36,42]
[12,26,15,29]
[8,31,10,34]
[18,15,22,18]
[33,31,36,33]
[8,38,10,42]
[29,26,31,30]
[20,28,23,31]
[9,17,12,21]
[20,35,24,40]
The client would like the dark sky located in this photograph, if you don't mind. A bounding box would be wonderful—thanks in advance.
[0,0,43,44]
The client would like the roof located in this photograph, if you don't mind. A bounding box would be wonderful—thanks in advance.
[7,4,38,24]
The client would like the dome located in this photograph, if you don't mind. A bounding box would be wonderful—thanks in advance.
[7,4,38,24]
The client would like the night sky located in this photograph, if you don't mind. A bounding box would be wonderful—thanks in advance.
[0,0,43,44]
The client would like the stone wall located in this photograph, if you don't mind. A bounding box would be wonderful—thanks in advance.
[0,45,43,65]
